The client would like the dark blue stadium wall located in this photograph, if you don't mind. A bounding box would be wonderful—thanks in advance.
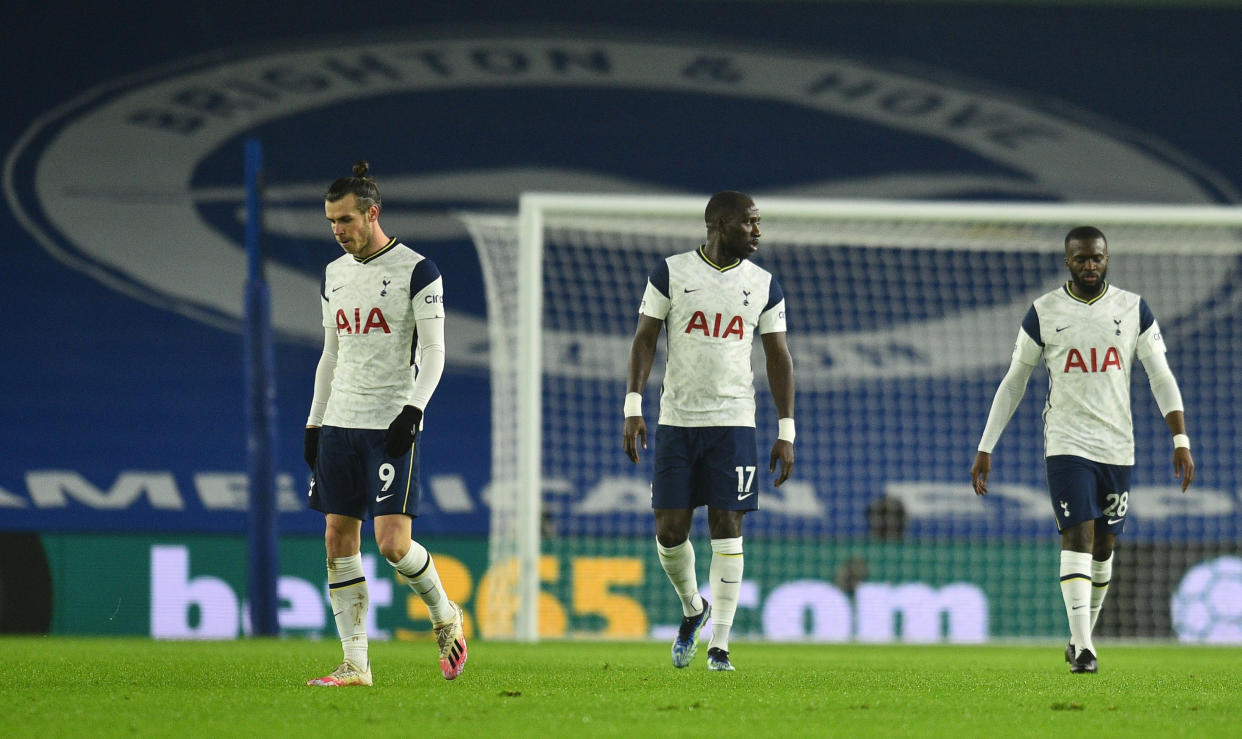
[2,1,1240,540]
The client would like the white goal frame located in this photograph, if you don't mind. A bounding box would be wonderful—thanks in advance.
[501,193,1242,642]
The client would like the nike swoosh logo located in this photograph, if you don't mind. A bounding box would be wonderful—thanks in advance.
[376,494,395,502]
[1072,605,1087,610]
[1056,325,1070,332]
[332,285,345,292]
[683,288,700,293]
[720,579,740,584]
[1107,518,1124,525]
[737,492,754,501]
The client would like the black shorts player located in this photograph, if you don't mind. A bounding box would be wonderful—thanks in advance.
[651,426,760,513]
[1046,455,1130,536]
[310,426,422,519]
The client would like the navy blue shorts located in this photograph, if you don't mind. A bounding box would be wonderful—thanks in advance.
[1045,455,1131,534]
[308,426,421,520]
[651,425,759,512]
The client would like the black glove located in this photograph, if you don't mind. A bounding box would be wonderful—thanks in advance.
[384,405,423,458]
[304,426,321,471]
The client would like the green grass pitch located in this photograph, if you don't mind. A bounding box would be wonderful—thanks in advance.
[4,637,1241,737]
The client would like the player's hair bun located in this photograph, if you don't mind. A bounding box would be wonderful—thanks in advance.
[352,161,370,178]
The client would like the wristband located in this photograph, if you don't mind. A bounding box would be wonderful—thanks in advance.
[1173,433,1190,450]
[778,418,796,443]
[624,392,643,418]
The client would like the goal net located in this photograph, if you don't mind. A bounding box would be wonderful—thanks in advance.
[463,195,1242,644]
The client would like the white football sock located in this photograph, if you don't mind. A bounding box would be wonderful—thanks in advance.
[707,537,743,653]
[390,540,454,625]
[657,538,704,617]
[327,553,369,668]
[1090,553,1114,633]
[1060,550,1094,657]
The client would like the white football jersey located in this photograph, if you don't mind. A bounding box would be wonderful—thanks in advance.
[639,246,787,427]
[320,239,445,429]
[1012,282,1166,465]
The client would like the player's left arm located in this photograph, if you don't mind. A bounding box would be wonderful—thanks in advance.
[761,330,795,487]
[407,259,447,415]
[758,280,794,486]
[385,260,445,458]
[408,315,446,412]
[1138,346,1194,492]
[1136,302,1194,492]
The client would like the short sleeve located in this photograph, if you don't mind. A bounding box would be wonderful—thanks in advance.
[1020,304,1042,346]
[758,300,787,334]
[411,258,445,320]
[1136,320,1167,360]
[320,270,334,329]
[639,260,671,319]
[1135,298,1166,360]
[1012,327,1043,366]
[1138,297,1156,334]
[758,276,787,334]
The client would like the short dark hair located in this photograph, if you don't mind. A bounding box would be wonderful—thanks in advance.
[325,161,382,214]
[1064,225,1107,250]
[705,190,754,230]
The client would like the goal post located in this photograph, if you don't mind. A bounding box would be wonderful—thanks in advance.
[465,195,1242,644]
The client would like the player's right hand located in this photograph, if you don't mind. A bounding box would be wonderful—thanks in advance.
[623,416,647,463]
[304,426,321,471]
[970,451,991,496]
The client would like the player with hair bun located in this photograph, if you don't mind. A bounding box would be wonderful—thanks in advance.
[304,161,466,686]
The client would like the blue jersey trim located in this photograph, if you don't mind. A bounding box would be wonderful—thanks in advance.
[764,276,784,312]
[1021,304,1043,346]
[1138,297,1155,334]
[649,260,670,298]
[410,257,441,295]
[409,258,440,367]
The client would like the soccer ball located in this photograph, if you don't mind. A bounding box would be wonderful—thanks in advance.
[1170,556,1242,643]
